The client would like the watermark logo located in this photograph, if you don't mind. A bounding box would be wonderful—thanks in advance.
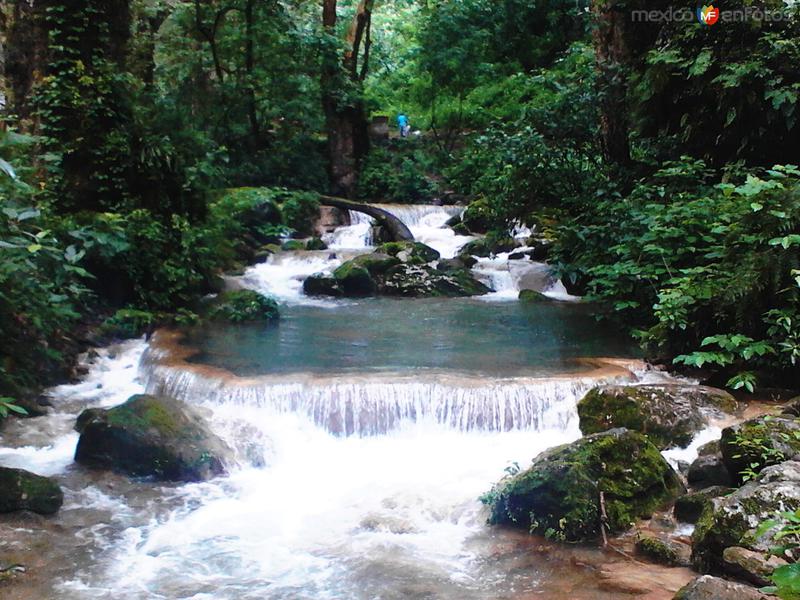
[697,5,720,25]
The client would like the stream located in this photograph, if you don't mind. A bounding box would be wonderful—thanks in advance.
[0,205,702,599]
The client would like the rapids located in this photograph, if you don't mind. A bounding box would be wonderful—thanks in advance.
[0,204,698,599]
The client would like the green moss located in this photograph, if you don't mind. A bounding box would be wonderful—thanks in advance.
[721,416,800,484]
[333,262,377,296]
[305,237,328,251]
[100,308,158,339]
[377,241,440,264]
[519,289,550,303]
[484,429,682,542]
[208,290,280,323]
[635,536,681,566]
[281,240,306,251]
[0,467,63,515]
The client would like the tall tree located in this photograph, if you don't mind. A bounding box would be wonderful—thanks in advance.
[321,0,373,197]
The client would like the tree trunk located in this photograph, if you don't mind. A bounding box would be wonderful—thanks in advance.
[320,0,373,198]
[592,0,632,166]
[3,0,49,129]
[319,194,414,241]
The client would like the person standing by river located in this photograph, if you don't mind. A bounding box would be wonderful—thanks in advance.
[397,112,410,138]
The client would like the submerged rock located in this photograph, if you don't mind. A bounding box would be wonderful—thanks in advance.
[673,575,767,600]
[577,385,737,450]
[483,428,683,542]
[0,467,63,515]
[720,415,800,484]
[691,460,800,572]
[75,394,232,482]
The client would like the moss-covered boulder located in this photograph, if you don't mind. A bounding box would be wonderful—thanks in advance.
[674,486,733,523]
[377,241,440,265]
[577,385,737,450]
[209,290,280,323]
[0,467,63,515]
[382,264,490,298]
[75,395,232,482]
[332,261,377,296]
[635,535,686,566]
[482,428,683,542]
[348,252,402,276]
[519,289,550,303]
[458,237,518,260]
[720,416,800,484]
[691,460,800,572]
[460,198,493,234]
[305,237,328,251]
[302,274,342,297]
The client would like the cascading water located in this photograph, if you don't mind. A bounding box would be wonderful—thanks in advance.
[0,204,694,599]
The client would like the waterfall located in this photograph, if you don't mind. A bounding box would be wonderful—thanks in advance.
[141,350,635,437]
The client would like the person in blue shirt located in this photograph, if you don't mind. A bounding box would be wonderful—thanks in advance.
[397,113,410,138]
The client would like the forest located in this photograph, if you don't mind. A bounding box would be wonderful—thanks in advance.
[1,0,800,598]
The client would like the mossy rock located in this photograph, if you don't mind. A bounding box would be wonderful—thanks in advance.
[377,241,440,265]
[720,416,800,485]
[674,486,733,523]
[209,290,279,323]
[333,261,377,296]
[461,198,493,234]
[382,264,490,298]
[635,535,684,566]
[100,308,159,339]
[0,467,63,515]
[458,236,517,260]
[255,243,282,262]
[303,274,342,297]
[305,237,328,251]
[75,394,232,482]
[674,575,768,600]
[519,290,550,303]
[349,252,402,276]
[482,428,683,542]
[691,460,800,572]
[281,239,306,251]
[577,385,737,450]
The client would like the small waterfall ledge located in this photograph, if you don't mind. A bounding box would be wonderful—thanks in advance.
[142,330,643,436]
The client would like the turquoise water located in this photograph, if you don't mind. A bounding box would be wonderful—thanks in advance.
[186,297,637,377]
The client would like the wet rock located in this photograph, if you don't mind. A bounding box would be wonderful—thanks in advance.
[577,385,737,450]
[382,264,490,298]
[305,237,328,251]
[347,252,402,276]
[697,440,720,457]
[635,535,688,566]
[673,575,767,600]
[377,241,440,265]
[0,467,63,515]
[781,397,800,417]
[359,513,419,535]
[687,455,733,489]
[332,261,377,297]
[722,545,788,587]
[519,289,550,303]
[437,257,476,271]
[674,486,733,523]
[303,274,342,297]
[721,416,800,484]
[75,395,232,482]
[458,237,517,260]
[483,428,683,542]
[691,460,800,572]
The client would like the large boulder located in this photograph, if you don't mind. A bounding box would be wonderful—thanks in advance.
[721,416,800,485]
[691,460,800,572]
[75,395,232,482]
[0,467,63,515]
[347,252,402,276]
[673,575,768,600]
[687,454,733,489]
[482,428,683,542]
[382,264,490,298]
[303,274,342,297]
[332,261,377,296]
[209,290,280,323]
[460,198,492,234]
[577,385,737,450]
